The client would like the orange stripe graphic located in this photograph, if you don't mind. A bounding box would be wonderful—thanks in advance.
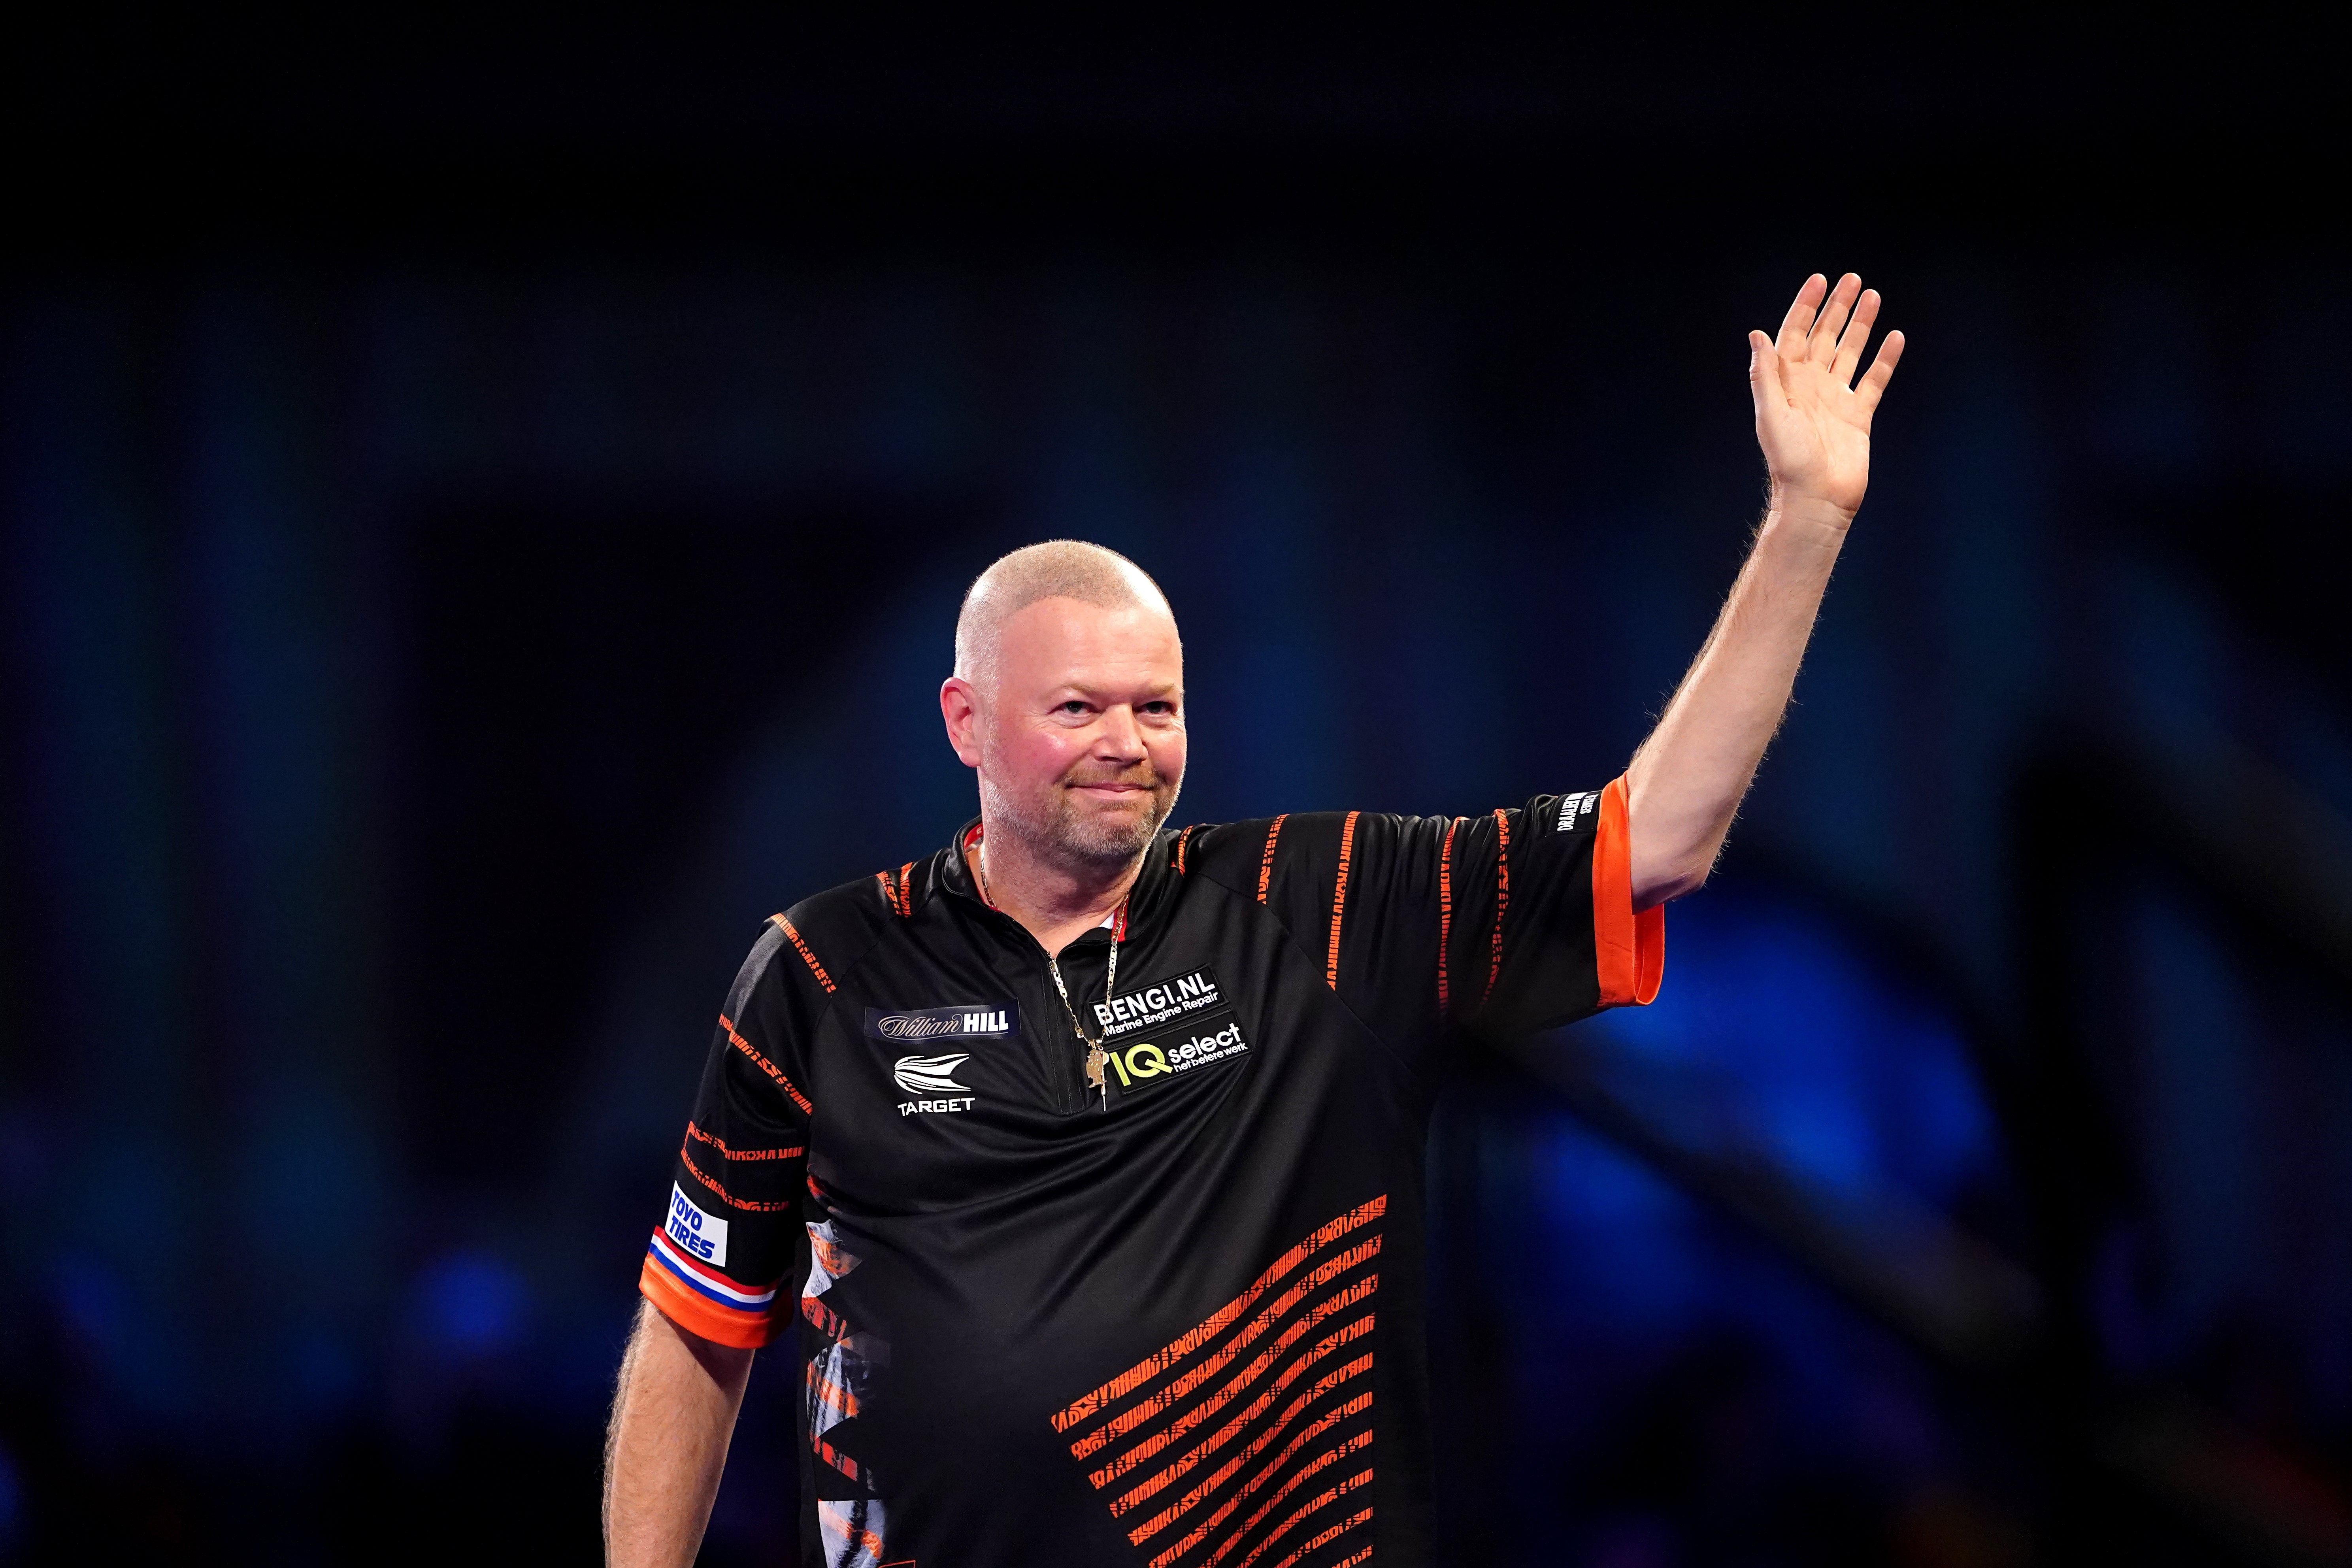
[1054,1196,1387,1433]
[1175,824,1196,875]
[1133,1391,1373,1556]
[801,1294,849,1341]
[686,1121,800,1160]
[1262,1503,1373,1568]
[1109,1330,1376,1515]
[770,913,836,993]
[1332,1547,1374,1568]
[809,1231,858,1281]
[1089,1276,1379,1484]
[1073,1253,1381,1461]
[1205,1432,1376,1568]
[679,1143,797,1211]
[720,1013,815,1115]
[1237,1468,1375,1568]
[1256,815,1288,903]
[806,1361,859,1418]
[1149,1423,1374,1564]
[1436,816,1460,1017]
[1120,1362,1371,1535]
[814,1435,863,1481]
[1324,811,1359,989]
[1483,808,1511,1008]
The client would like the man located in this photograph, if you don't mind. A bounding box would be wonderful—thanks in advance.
[605,273,1903,1568]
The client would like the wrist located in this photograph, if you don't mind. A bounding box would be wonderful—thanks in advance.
[1764,490,1856,543]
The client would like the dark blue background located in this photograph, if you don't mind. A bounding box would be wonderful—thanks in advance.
[2,15,2348,1565]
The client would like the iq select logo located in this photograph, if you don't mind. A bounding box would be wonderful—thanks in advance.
[1095,966,1252,1101]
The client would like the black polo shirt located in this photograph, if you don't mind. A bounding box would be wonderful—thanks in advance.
[641,779,1662,1568]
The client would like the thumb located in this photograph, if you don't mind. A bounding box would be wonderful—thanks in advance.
[1747,330,1784,419]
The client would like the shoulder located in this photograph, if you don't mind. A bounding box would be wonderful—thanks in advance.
[1167,812,1366,898]
[739,854,941,1002]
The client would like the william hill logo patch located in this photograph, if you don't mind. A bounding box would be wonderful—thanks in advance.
[1093,966,1251,1100]
[864,1003,1016,1042]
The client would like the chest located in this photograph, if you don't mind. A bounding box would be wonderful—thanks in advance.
[801,909,1375,1207]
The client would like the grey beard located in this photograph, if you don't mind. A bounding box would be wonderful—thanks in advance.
[979,772,1180,871]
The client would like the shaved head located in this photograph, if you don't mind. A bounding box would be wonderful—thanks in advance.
[953,541,1177,692]
[941,540,1187,876]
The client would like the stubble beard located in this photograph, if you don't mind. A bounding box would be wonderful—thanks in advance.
[979,762,1181,875]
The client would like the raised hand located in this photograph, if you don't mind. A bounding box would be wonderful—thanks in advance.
[1748,273,1903,521]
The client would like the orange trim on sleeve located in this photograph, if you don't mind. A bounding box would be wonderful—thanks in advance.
[638,1255,776,1350]
[1593,775,1665,1008]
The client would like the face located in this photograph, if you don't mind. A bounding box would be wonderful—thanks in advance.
[941,596,1186,868]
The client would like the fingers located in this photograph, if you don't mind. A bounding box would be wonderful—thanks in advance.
[1775,275,1827,359]
[1856,330,1906,413]
[1807,274,1863,366]
[1830,288,1881,386]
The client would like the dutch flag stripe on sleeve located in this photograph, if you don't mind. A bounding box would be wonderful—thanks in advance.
[647,1228,779,1314]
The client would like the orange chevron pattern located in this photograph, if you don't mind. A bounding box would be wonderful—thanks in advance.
[1052,1199,1385,1568]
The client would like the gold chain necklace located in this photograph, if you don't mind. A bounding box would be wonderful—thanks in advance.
[976,835,1125,1110]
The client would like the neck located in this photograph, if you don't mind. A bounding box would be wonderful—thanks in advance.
[968,816,1144,956]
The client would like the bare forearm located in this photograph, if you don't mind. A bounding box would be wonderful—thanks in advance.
[605,1300,755,1568]
[1621,271,1900,908]
[1626,496,1848,906]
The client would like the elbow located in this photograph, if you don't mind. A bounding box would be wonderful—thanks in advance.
[1631,859,1709,911]
[1621,783,1724,909]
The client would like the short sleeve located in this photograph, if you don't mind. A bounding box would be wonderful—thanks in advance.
[1216,774,1662,1060]
[1463,774,1664,1036]
[638,917,824,1349]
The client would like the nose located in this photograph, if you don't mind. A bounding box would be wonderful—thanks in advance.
[1095,705,1147,762]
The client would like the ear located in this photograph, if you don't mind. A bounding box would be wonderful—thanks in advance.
[941,677,985,770]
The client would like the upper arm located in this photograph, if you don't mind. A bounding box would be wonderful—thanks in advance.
[638,919,825,1350]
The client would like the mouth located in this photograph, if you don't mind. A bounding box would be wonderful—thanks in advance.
[1068,781,1152,801]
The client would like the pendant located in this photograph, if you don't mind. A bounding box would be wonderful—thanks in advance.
[1085,1043,1109,1093]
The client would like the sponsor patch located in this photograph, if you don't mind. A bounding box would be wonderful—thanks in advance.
[1094,966,1251,1100]
[1557,791,1599,832]
[893,1052,972,1095]
[1092,964,1228,1042]
[893,1052,979,1116]
[864,1002,1017,1043]
[665,1182,728,1266]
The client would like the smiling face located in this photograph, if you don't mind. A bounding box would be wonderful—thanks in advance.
[942,594,1186,870]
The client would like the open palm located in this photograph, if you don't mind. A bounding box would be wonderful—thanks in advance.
[1750,273,1903,519]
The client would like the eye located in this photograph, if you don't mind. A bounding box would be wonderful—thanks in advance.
[1058,700,1090,715]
